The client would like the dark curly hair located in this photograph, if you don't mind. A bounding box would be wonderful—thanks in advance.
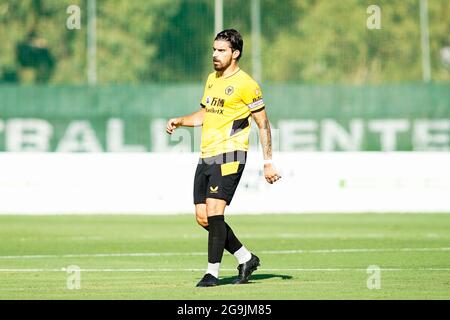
[214,29,243,61]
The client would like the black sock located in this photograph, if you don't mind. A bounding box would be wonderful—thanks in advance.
[207,215,227,264]
[223,223,243,254]
[203,222,242,255]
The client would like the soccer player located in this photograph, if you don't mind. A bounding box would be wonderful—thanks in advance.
[166,29,281,287]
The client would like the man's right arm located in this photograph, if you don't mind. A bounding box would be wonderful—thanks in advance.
[166,107,205,134]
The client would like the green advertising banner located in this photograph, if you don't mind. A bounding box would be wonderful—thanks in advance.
[0,84,449,152]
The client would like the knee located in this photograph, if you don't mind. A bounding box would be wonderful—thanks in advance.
[195,206,208,227]
[196,215,208,227]
[206,198,226,216]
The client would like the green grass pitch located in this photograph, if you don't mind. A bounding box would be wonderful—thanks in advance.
[0,214,449,299]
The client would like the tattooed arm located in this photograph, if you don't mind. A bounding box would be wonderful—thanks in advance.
[251,109,281,184]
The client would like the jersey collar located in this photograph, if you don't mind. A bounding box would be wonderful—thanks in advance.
[216,68,241,79]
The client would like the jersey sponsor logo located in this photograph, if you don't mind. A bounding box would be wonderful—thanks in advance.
[205,107,224,115]
[206,97,225,114]
[225,86,234,95]
[209,186,219,193]
[210,97,225,107]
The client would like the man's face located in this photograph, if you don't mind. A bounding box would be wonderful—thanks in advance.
[212,40,235,71]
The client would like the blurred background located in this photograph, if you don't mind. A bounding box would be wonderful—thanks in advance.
[1,0,450,85]
[0,0,449,152]
[0,0,449,213]
[1,2,449,301]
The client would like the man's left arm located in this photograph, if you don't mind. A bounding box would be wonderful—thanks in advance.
[251,109,281,184]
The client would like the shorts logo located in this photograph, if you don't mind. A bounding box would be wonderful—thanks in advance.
[208,83,213,89]
[209,186,219,193]
[225,86,234,95]
[206,96,211,104]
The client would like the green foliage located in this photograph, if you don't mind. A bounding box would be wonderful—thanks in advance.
[262,0,450,83]
[0,0,449,84]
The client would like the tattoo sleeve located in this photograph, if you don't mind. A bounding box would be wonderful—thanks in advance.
[255,115,272,160]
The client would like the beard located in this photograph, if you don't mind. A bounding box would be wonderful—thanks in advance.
[213,57,232,71]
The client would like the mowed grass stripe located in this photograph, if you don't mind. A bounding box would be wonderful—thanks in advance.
[0,214,449,299]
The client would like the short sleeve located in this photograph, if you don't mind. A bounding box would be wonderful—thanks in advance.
[200,74,212,108]
[241,81,265,113]
[200,92,207,108]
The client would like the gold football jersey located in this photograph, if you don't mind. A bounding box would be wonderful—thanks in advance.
[200,68,265,158]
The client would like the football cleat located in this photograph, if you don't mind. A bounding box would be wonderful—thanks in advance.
[232,254,260,284]
[196,273,219,287]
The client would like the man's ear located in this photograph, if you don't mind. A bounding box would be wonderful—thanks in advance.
[232,50,241,60]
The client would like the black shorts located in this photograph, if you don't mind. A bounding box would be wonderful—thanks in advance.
[193,151,247,206]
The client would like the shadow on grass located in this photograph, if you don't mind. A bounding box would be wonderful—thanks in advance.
[219,274,293,285]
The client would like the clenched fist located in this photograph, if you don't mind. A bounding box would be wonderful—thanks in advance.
[166,118,182,134]
[264,163,282,184]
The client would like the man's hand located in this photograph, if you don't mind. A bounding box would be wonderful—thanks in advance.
[264,163,281,184]
[166,118,182,134]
